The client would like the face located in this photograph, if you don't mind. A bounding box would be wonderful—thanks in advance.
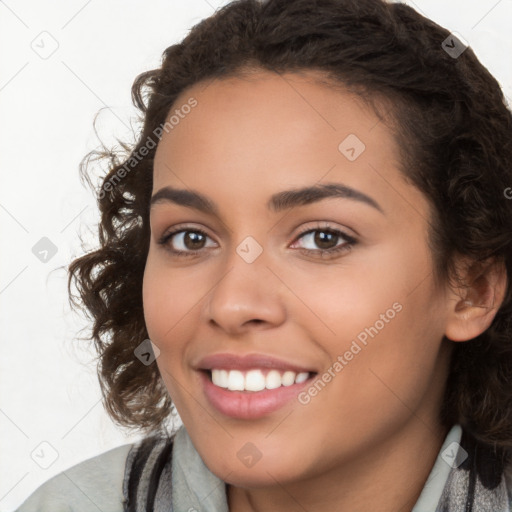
[143,69,454,488]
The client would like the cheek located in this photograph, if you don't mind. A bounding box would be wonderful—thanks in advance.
[294,242,445,412]
[283,245,409,342]
[143,253,195,339]
[142,256,198,405]
[142,252,212,376]
[142,256,166,340]
[143,255,185,364]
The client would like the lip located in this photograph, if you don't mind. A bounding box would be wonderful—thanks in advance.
[199,370,316,420]
[195,352,318,419]
[195,352,317,374]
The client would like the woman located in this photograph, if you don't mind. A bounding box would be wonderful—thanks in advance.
[16,0,512,510]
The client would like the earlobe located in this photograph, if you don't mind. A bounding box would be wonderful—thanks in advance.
[444,256,508,342]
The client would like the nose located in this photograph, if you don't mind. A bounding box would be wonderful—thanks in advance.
[202,244,287,335]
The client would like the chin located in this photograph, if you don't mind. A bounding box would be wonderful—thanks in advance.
[204,452,307,489]
[222,468,294,489]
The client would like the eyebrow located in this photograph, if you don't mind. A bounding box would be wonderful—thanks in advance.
[150,182,384,215]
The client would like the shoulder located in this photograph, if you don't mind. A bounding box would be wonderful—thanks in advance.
[504,459,512,509]
[123,433,176,511]
[14,443,134,512]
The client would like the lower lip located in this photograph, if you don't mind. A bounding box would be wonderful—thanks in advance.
[199,370,314,420]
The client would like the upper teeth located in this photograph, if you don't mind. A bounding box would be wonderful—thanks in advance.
[211,369,310,391]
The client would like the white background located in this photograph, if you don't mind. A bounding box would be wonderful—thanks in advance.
[1,0,511,510]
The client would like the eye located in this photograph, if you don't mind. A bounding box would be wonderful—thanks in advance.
[290,224,357,258]
[157,227,216,257]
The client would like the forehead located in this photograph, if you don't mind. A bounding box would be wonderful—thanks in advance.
[152,70,428,222]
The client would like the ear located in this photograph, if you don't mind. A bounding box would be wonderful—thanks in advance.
[444,256,508,342]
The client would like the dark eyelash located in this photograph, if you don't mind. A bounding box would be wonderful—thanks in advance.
[157,227,210,258]
[294,225,357,258]
[157,225,357,259]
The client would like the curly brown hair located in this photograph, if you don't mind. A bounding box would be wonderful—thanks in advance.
[68,0,512,456]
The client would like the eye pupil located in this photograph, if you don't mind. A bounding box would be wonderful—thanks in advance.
[315,231,337,249]
[185,231,205,250]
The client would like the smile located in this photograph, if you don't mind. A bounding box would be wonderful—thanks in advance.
[199,369,317,419]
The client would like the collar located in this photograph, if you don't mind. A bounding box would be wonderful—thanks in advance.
[411,424,462,511]
[171,426,229,511]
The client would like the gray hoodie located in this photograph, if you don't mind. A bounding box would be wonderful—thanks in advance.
[14,424,512,512]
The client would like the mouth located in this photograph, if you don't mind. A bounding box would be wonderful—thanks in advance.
[198,368,318,420]
[195,352,319,418]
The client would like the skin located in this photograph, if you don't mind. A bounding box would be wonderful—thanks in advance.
[142,69,506,512]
